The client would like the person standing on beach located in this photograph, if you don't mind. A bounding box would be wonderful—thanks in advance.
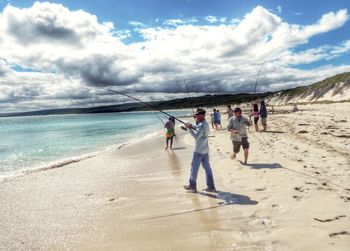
[210,109,216,129]
[227,107,250,164]
[213,109,220,130]
[227,105,234,120]
[217,110,222,130]
[251,103,260,132]
[164,116,175,150]
[183,109,216,193]
[259,99,268,132]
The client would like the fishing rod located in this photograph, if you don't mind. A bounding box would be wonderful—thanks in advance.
[253,61,265,94]
[153,112,165,125]
[249,61,266,129]
[183,79,194,114]
[107,89,194,128]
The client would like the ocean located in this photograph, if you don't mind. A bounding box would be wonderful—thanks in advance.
[0,110,190,180]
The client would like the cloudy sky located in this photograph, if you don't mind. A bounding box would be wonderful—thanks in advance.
[0,0,350,112]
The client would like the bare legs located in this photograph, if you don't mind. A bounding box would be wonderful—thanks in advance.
[165,137,173,150]
[243,148,249,164]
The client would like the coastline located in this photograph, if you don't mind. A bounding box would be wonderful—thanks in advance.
[0,102,349,250]
[0,127,164,183]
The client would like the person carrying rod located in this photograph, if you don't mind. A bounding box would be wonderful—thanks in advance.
[182,108,216,193]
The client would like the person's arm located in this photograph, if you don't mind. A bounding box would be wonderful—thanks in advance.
[187,123,204,139]
[244,117,251,126]
[227,119,238,134]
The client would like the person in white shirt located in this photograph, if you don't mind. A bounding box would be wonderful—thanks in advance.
[182,109,216,193]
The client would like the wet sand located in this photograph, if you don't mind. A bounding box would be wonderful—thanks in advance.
[0,102,349,250]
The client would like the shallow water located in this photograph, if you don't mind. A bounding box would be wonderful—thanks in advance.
[0,110,189,178]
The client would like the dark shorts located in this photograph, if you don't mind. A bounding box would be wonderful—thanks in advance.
[232,137,250,153]
[254,117,259,125]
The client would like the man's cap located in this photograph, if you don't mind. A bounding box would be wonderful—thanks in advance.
[233,107,242,113]
[194,108,206,115]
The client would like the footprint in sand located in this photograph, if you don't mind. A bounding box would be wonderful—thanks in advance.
[314,215,346,223]
[329,231,350,238]
[305,182,317,185]
[294,186,304,192]
[340,196,350,202]
[293,195,303,201]
[255,187,267,191]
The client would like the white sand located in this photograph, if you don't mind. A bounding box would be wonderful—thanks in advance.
[0,102,349,250]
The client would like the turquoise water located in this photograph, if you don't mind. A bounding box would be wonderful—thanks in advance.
[0,111,189,178]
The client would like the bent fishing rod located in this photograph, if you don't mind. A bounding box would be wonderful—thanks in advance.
[248,61,266,130]
[253,61,265,94]
[107,89,194,128]
[183,79,194,114]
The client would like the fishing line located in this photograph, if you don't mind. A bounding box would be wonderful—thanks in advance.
[183,79,195,114]
[107,89,196,130]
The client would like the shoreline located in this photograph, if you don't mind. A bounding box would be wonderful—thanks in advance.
[0,128,164,183]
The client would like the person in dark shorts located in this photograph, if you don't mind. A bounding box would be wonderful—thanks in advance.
[227,107,250,164]
[259,99,268,132]
[251,103,259,132]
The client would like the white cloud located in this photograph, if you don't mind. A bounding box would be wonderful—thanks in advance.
[204,15,218,23]
[0,2,349,112]
[163,17,198,26]
[129,21,145,27]
[277,5,282,14]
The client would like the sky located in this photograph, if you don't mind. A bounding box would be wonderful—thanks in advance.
[0,0,350,112]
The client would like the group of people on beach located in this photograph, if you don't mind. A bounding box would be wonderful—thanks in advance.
[163,99,268,193]
[249,100,268,132]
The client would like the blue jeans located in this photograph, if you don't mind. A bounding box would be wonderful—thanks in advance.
[189,152,215,188]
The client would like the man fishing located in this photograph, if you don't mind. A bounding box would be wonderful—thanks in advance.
[227,107,250,164]
[182,109,216,193]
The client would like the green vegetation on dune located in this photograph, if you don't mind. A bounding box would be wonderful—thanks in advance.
[278,72,350,101]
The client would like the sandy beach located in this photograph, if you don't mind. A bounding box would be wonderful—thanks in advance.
[1,102,350,250]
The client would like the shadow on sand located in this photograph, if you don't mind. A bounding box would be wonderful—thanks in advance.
[241,161,282,169]
[264,130,286,134]
[139,191,257,221]
[198,190,258,206]
[170,147,187,150]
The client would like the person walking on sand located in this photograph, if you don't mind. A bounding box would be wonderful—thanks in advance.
[183,109,216,193]
[251,103,260,132]
[210,109,216,129]
[164,116,175,150]
[227,107,250,164]
[227,105,234,120]
[213,109,220,130]
[259,99,268,132]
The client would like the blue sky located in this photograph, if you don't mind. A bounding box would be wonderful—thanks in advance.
[0,0,349,111]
